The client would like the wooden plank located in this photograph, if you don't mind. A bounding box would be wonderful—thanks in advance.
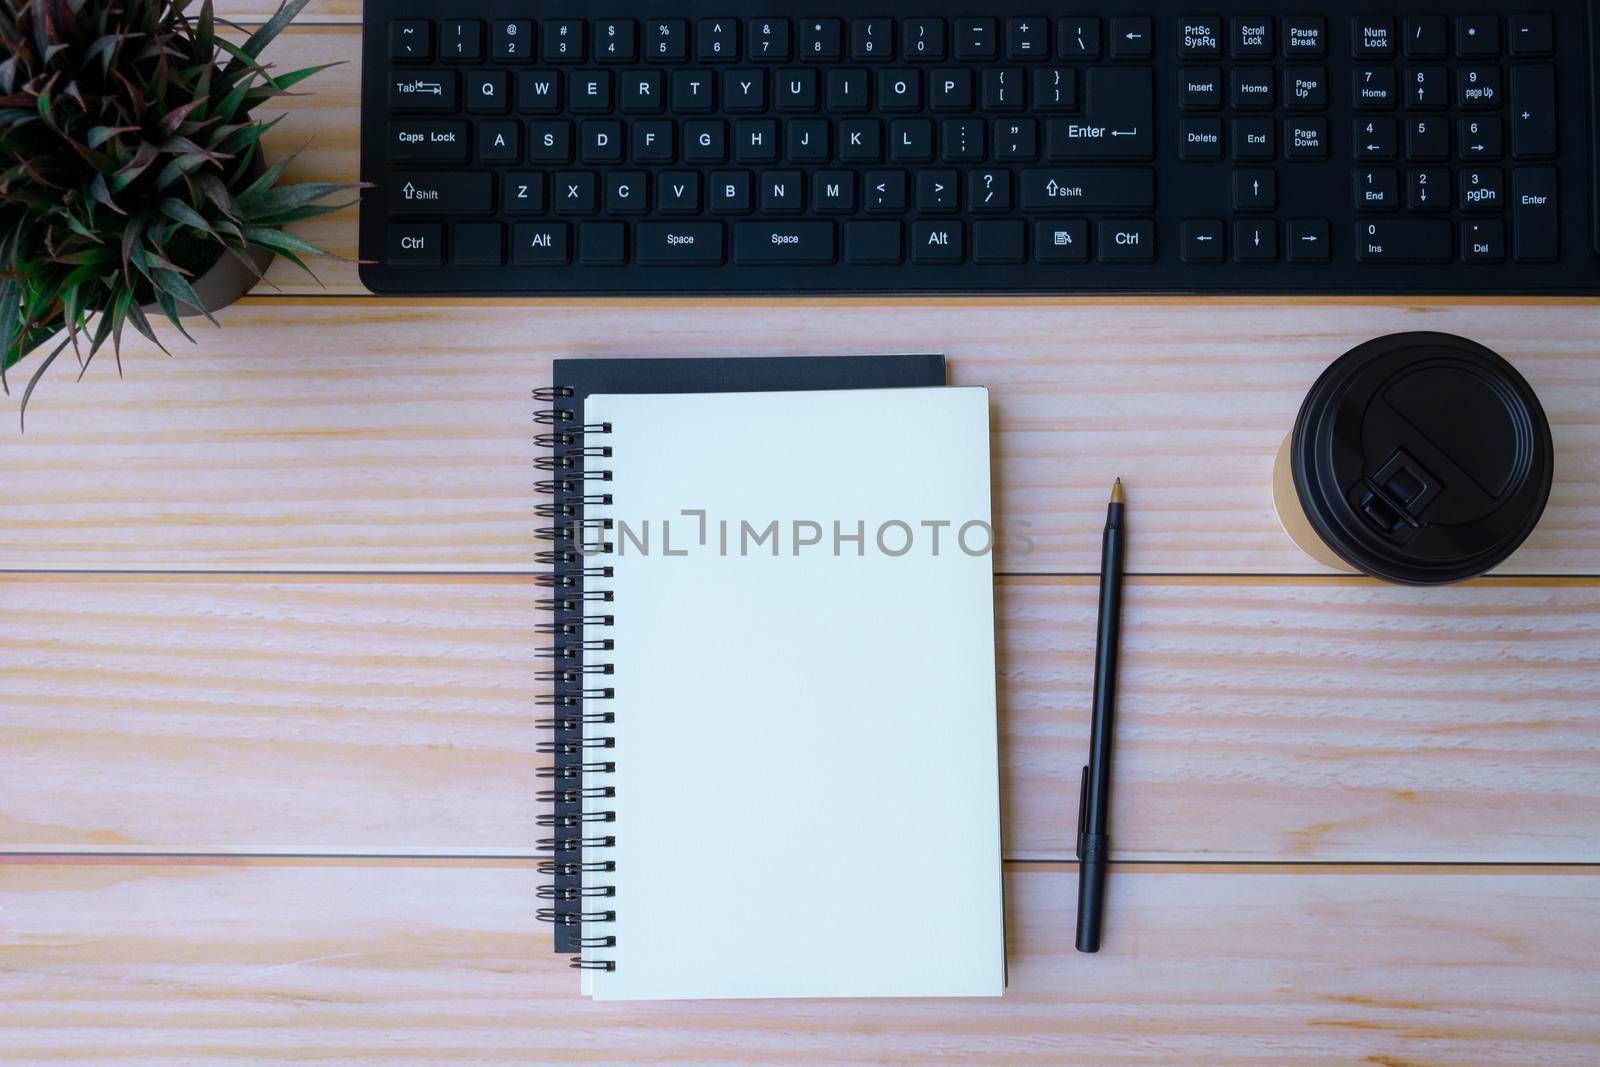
[3,300,1597,572]
[4,575,1596,861]
[3,859,1597,1065]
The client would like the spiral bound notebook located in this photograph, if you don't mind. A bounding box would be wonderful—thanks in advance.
[535,357,1004,1001]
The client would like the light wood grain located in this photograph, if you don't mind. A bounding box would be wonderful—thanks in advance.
[3,859,1597,1065]
[3,301,1597,573]
[4,574,1596,861]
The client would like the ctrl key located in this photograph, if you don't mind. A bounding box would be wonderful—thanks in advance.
[387,223,442,265]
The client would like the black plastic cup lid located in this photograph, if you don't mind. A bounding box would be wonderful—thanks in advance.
[1290,332,1553,585]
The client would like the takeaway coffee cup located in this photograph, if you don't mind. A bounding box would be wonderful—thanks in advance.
[1272,332,1553,585]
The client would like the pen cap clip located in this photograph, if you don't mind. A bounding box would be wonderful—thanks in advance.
[1076,765,1090,860]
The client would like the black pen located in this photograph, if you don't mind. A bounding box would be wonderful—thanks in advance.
[1076,478,1125,954]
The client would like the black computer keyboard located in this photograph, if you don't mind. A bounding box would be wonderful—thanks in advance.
[358,2,1600,295]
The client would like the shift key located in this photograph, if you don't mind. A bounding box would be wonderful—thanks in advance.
[388,172,492,214]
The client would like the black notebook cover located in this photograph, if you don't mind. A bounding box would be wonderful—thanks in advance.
[536,354,946,957]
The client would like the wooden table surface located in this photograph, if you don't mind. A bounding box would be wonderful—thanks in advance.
[3,13,1599,1065]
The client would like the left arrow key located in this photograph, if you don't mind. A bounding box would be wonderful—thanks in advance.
[388,173,493,215]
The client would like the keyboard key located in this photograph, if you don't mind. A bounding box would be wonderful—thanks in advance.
[1005,18,1049,62]
[453,222,503,265]
[544,20,585,62]
[1461,219,1505,262]
[1231,117,1275,160]
[865,171,907,212]
[844,221,903,263]
[904,18,946,60]
[387,223,443,265]
[1404,15,1446,58]
[1406,116,1449,161]
[1460,167,1504,211]
[1097,220,1153,261]
[1354,168,1399,211]
[813,170,856,212]
[1356,219,1450,262]
[636,222,725,264]
[1286,219,1331,262]
[1233,168,1276,211]
[580,221,628,265]
[734,221,836,263]
[644,19,687,61]
[1284,118,1328,160]
[528,121,573,163]
[748,18,790,61]
[1405,67,1447,110]
[1407,168,1449,211]
[390,20,432,62]
[388,120,468,161]
[390,71,457,111]
[1181,219,1224,262]
[1233,220,1276,262]
[758,170,799,213]
[1232,68,1274,110]
[662,171,704,212]
[553,172,597,214]
[1035,219,1088,262]
[1230,17,1272,59]
[504,172,545,213]
[973,220,1026,263]
[1108,17,1152,60]
[1045,67,1152,160]
[1458,117,1502,161]
[698,18,740,62]
[466,70,509,112]
[1058,17,1100,59]
[1282,17,1325,58]
[517,71,561,112]
[1509,15,1554,58]
[1352,17,1396,57]
[1511,66,1558,159]
[596,19,638,62]
[917,170,958,212]
[955,18,997,60]
[606,170,649,213]
[440,20,482,61]
[1354,68,1396,110]
[512,222,570,264]
[1283,68,1326,110]
[1179,17,1222,59]
[968,169,1010,211]
[799,18,843,60]
[492,20,532,62]
[1020,168,1155,210]
[1456,15,1499,58]
[912,221,964,262]
[1354,118,1397,160]
[569,71,612,113]
[1512,167,1558,261]
[851,18,894,61]
[389,172,492,215]
[672,70,715,112]
[1179,118,1223,160]
[1457,67,1500,110]
[1180,67,1222,110]
[710,170,751,213]
[981,69,1025,112]
[1035,68,1077,111]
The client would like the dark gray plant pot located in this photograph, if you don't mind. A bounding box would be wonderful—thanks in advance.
[172,242,275,317]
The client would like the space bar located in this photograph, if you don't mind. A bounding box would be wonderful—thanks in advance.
[734,222,837,264]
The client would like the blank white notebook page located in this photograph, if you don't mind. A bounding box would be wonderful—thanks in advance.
[580,386,1004,1001]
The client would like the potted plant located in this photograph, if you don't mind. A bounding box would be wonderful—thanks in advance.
[0,0,356,424]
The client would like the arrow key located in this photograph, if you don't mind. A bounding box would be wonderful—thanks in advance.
[1232,168,1276,212]
[1287,219,1331,263]
[1108,17,1152,60]
[1181,219,1225,263]
[1233,220,1277,263]
[1458,116,1503,161]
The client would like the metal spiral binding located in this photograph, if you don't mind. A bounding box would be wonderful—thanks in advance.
[532,385,618,972]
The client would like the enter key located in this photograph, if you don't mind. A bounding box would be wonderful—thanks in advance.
[1046,67,1153,161]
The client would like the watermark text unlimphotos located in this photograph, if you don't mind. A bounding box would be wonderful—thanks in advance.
[579,509,1034,558]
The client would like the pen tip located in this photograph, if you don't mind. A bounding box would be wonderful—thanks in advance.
[1110,478,1125,504]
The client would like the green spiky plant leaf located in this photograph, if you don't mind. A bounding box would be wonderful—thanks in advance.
[0,0,359,427]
